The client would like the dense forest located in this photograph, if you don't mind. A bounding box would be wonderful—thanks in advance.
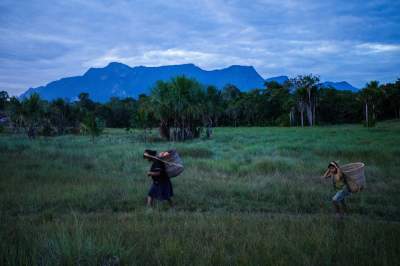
[0,75,399,141]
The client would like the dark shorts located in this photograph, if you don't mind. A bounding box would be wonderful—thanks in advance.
[148,180,173,200]
[332,187,351,203]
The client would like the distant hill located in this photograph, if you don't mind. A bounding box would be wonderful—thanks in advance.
[20,63,266,102]
[264,76,359,92]
[320,81,358,92]
[265,76,289,85]
[20,63,359,102]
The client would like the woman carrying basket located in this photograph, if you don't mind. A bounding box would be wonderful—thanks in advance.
[322,161,351,219]
[143,149,174,208]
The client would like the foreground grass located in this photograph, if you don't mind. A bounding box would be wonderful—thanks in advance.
[1,121,400,265]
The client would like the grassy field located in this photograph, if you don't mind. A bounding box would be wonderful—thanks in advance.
[1,121,400,265]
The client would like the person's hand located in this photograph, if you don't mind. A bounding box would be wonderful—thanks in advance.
[322,169,331,179]
[159,151,170,158]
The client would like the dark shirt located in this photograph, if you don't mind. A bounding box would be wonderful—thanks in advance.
[150,159,167,183]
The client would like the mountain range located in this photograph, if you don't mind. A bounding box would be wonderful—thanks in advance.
[20,62,358,102]
[320,81,358,92]
[264,75,358,92]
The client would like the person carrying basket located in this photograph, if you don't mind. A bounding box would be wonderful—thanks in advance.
[143,149,183,208]
[322,161,366,219]
[143,149,174,208]
[322,161,352,219]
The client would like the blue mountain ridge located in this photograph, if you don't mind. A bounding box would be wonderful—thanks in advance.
[265,75,289,84]
[20,63,358,102]
[320,81,358,92]
[21,62,265,102]
[264,75,358,92]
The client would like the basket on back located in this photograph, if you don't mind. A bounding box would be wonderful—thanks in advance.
[162,149,184,178]
[341,162,366,193]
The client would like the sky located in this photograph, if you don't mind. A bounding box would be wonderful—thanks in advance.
[0,0,399,96]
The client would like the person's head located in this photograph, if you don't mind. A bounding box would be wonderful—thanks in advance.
[328,161,339,174]
[143,149,157,161]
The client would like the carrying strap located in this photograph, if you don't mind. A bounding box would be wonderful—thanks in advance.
[144,154,183,168]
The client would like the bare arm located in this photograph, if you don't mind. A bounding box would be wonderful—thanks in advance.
[322,169,331,178]
[148,171,161,177]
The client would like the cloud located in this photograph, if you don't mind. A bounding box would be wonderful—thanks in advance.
[0,0,399,95]
[286,41,342,56]
[356,43,400,54]
[85,48,215,68]
[85,47,263,71]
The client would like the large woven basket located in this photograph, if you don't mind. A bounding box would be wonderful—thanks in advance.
[146,149,184,178]
[341,162,366,193]
[161,149,184,178]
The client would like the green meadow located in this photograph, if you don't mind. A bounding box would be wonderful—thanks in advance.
[1,121,400,265]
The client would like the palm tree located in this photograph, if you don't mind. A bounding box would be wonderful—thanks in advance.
[290,74,320,126]
[359,81,381,127]
[203,86,222,137]
[150,76,206,141]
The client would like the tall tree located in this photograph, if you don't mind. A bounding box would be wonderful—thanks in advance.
[359,81,382,127]
[318,88,361,124]
[49,98,70,135]
[203,86,223,137]
[77,93,95,117]
[150,76,206,141]
[6,97,24,133]
[133,94,156,142]
[21,93,45,138]
[290,74,320,126]
[381,79,400,119]
[0,91,9,111]
[221,84,241,126]
[264,81,293,126]
[104,97,138,128]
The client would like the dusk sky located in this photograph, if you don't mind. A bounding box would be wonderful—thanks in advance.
[1,0,399,96]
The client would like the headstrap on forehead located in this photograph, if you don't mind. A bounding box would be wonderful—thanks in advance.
[329,161,339,168]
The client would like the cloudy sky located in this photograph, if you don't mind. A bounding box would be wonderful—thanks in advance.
[1,0,399,95]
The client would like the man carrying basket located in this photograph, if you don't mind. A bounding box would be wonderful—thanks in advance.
[322,161,352,219]
[322,161,366,219]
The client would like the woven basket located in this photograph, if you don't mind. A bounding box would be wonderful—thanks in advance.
[146,149,184,178]
[341,162,366,193]
[160,149,184,178]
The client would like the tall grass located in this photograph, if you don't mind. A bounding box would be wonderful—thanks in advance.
[1,121,400,265]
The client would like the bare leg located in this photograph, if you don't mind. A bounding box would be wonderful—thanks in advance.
[337,200,347,219]
[147,196,153,207]
[333,201,342,219]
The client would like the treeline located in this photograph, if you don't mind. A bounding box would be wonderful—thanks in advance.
[0,75,399,140]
